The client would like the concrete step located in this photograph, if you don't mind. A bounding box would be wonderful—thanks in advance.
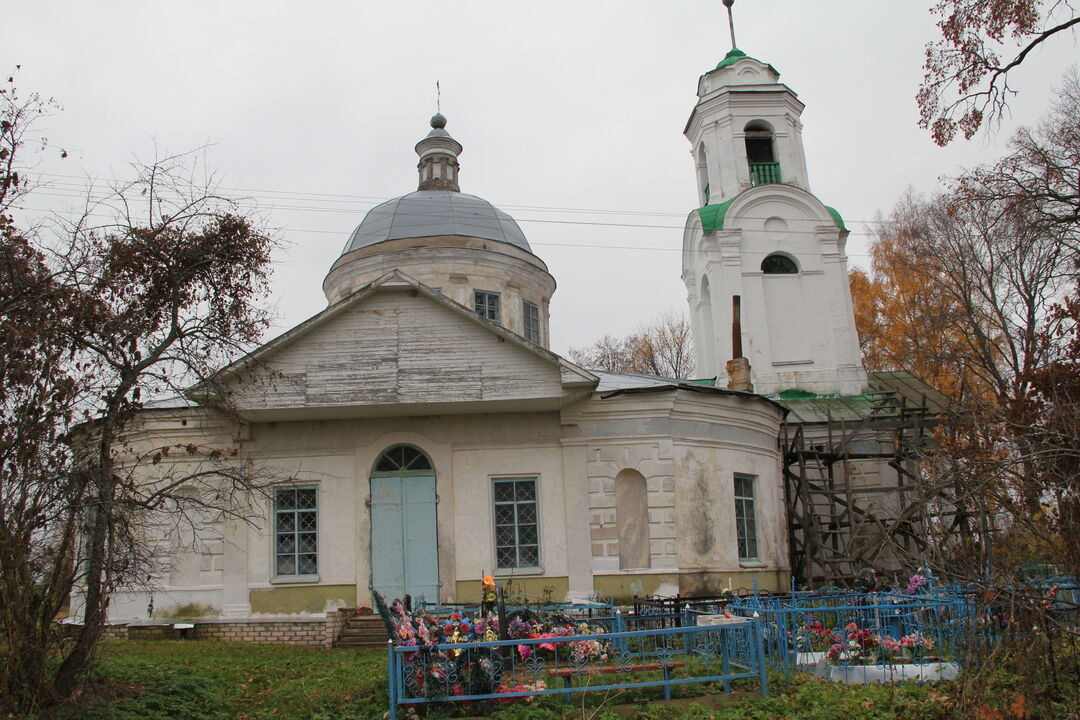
[334,615,389,648]
[338,628,387,637]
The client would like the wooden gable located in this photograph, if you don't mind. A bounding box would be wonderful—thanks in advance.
[223,283,584,419]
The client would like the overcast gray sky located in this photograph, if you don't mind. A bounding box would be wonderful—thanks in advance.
[6,1,1076,356]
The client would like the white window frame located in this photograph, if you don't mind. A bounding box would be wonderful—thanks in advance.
[271,485,320,583]
[474,290,501,324]
[491,476,542,574]
[522,300,540,343]
[733,474,759,563]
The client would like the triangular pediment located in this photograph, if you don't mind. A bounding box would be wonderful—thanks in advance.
[212,272,596,420]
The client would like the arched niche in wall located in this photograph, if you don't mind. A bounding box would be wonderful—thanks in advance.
[615,469,650,570]
[760,252,808,363]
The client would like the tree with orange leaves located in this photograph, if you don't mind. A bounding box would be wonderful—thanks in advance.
[853,70,1078,588]
[918,0,1079,145]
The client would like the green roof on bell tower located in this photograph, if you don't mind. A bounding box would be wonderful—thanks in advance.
[713,47,779,76]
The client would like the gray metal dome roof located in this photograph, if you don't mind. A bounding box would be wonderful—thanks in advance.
[341,190,532,255]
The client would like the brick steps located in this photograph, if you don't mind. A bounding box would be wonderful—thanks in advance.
[335,615,389,648]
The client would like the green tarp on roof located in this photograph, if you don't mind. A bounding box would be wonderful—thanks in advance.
[696,197,737,234]
[825,205,847,231]
[696,193,846,234]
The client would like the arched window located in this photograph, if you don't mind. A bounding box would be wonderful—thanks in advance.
[761,253,798,274]
[744,120,780,185]
[373,444,433,474]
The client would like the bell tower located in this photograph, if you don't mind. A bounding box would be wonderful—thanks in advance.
[681,2,866,397]
[687,47,812,207]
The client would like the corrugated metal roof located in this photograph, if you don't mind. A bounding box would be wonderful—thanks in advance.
[592,371,785,413]
[144,395,197,409]
[772,370,949,423]
[340,190,532,255]
[594,371,690,392]
[869,370,950,413]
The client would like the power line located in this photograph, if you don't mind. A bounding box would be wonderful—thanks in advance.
[26,171,892,225]
[12,203,881,257]
[16,191,885,238]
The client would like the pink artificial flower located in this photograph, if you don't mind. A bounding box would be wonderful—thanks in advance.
[517,644,532,661]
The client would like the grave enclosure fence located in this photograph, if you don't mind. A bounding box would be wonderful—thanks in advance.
[386,617,767,720]
[728,591,972,682]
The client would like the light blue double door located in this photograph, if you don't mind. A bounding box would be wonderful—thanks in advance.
[370,445,439,604]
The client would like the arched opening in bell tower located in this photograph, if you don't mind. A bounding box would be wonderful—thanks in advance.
[744,121,780,186]
[696,144,710,205]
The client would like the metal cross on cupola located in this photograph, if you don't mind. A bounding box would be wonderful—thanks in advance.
[723,0,737,50]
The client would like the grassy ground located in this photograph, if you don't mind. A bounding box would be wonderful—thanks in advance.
[77,641,960,720]
[80,641,388,720]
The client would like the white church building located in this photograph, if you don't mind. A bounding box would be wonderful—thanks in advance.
[97,43,879,640]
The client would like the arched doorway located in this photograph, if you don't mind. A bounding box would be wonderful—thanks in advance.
[369,445,438,603]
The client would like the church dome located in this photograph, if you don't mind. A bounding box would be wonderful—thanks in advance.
[323,114,555,347]
[341,190,532,256]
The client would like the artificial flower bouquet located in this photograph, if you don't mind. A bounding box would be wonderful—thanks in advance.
[793,617,840,652]
[374,590,610,704]
[506,613,610,664]
[826,623,940,665]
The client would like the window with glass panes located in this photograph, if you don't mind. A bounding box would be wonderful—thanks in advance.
[522,301,540,343]
[733,474,758,561]
[474,290,501,324]
[275,487,318,577]
[493,478,539,569]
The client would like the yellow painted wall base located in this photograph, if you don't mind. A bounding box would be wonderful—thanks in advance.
[249,584,357,614]
[455,577,569,603]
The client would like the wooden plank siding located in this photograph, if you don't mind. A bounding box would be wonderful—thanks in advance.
[231,290,564,411]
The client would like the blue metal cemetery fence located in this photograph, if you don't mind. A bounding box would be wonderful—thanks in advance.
[727,590,974,681]
[416,598,615,619]
[386,618,768,720]
[632,594,737,628]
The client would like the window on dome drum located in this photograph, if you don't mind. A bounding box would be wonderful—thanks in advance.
[474,290,501,324]
[734,474,758,562]
[374,444,433,473]
[761,254,798,274]
[275,486,318,578]
[523,301,540,343]
[493,478,539,570]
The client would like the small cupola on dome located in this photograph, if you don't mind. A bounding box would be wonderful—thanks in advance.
[415,113,463,192]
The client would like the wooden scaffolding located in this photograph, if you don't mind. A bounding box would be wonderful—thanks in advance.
[780,371,950,587]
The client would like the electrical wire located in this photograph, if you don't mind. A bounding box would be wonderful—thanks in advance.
[25,171,892,225]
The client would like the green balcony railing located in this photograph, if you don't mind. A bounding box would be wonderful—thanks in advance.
[749,161,782,186]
